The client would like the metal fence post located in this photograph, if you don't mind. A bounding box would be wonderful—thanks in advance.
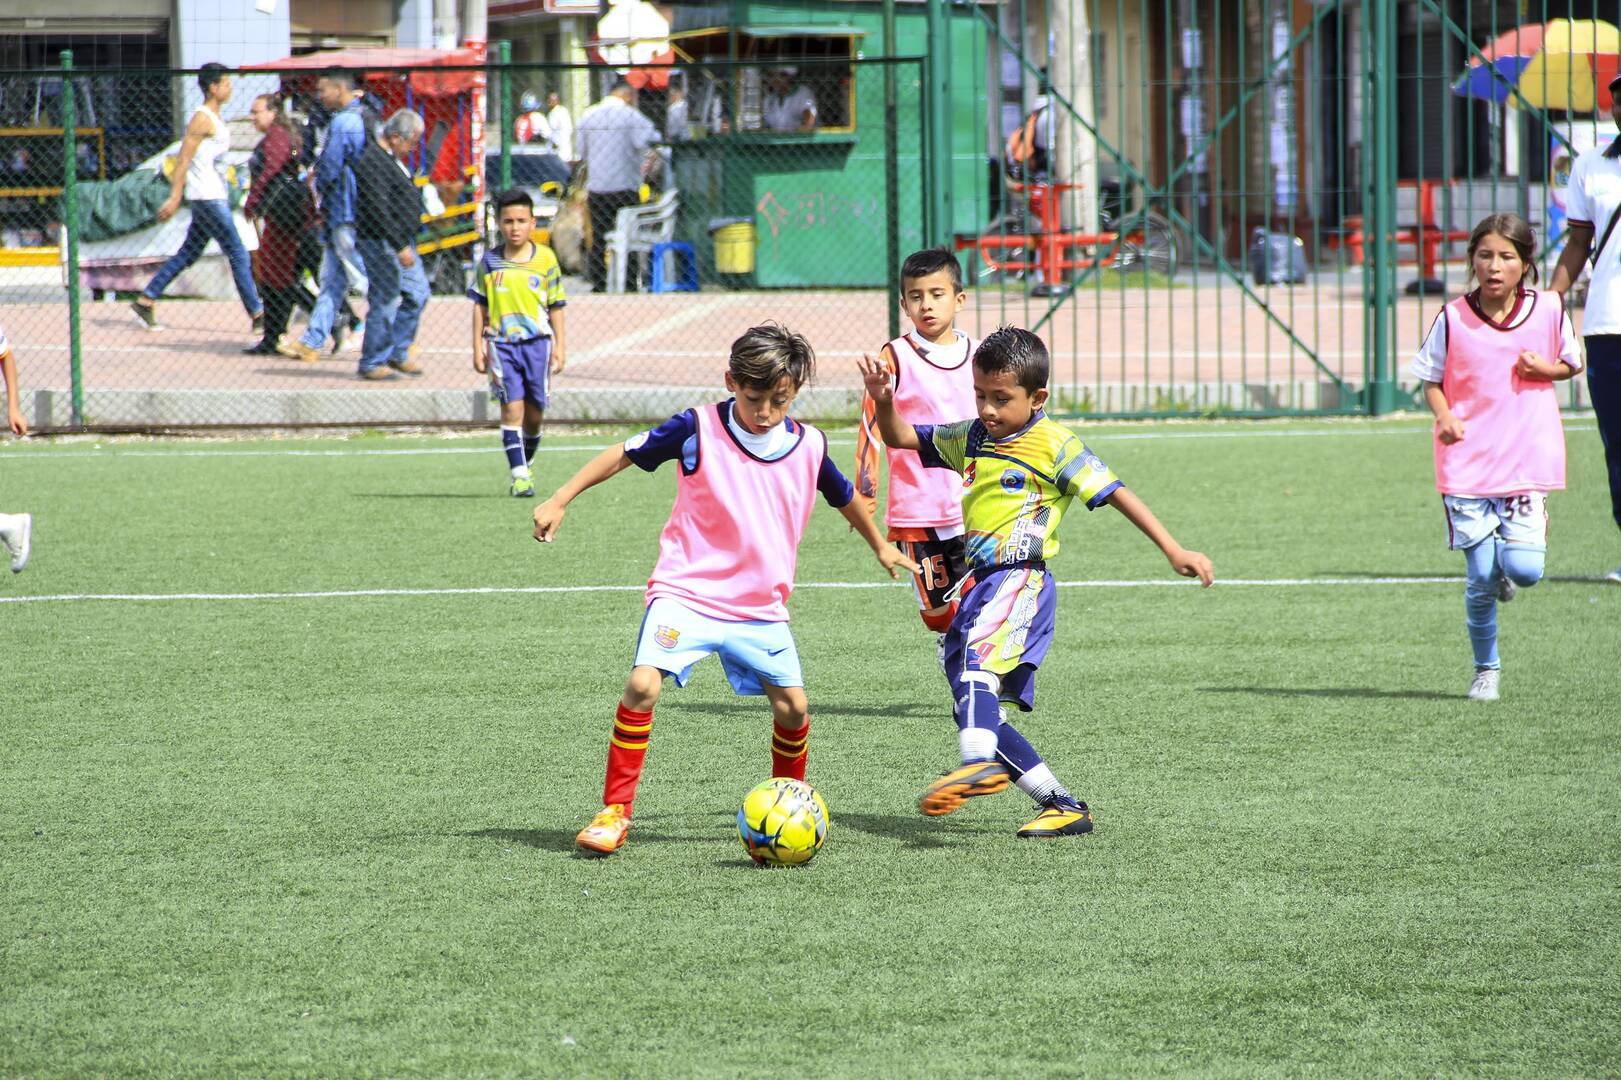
[497,40,512,193]
[924,0,952,246]
[884,4,900,341]
[1366,0,1398,416]
[61,50,84,429]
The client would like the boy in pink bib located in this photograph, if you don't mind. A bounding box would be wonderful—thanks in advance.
[855,248,979,642]
[1411,213,1581,701]
[532,324,917,855]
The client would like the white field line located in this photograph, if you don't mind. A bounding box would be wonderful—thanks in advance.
[566,296,736,368]
[0,577,1473,605]
[0,423,1596,462]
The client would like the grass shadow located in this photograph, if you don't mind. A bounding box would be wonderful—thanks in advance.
[835,811,1000,849]
[659,700,938,719]
[354,492,490,500]
[1199,686,1457,701]
[465,814,735,856]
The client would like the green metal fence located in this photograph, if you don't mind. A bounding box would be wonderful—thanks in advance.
[2,3,1613,432]
[2,55,923,431]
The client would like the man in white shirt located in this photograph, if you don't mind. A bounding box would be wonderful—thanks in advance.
[1550,70,1621,583]
[547,91,575,163]
[762,67,816,133]
[575,79,659,290]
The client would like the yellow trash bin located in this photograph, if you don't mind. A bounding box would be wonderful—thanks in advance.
[710,218,756,274]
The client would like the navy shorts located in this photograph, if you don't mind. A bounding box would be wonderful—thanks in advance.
[487,337,552,407]
[941,566,1057,713]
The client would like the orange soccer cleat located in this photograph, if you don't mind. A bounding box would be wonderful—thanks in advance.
[575,803,631,855]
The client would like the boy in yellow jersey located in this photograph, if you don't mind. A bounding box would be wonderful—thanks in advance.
[470,189,568,496]
[858,326,1214,837]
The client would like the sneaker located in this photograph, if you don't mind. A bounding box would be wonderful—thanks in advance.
[1016,797,1094,838]
[345,322,365,351]
[130,301,160,332]
[919,760,1010,816]
[334,319,364,354]
[576,804,630,855]
[1497,573,1517,603]
[329,320,349,356]
[509,476,536,498]
[1468,667,1500,702]
[275,336,320,363]
[242,340,277,356]
[359,367,397,382]
[0,513,32,573]
[1606,564,1621,584]
[388,359,425,378]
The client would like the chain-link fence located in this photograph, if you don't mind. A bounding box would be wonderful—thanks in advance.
[4,55,923,431]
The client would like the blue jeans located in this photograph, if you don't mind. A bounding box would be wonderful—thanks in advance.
[299,223,366,350]
[142,198,261,316]
[355,239,430,373]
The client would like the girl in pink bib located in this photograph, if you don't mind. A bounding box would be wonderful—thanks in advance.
[1411,213,1582,701]
[531,324,917,856]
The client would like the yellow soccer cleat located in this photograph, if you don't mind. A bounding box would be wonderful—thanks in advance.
[575,803,631,855]
[919,761,1010,816]
[1016,798,1094,838]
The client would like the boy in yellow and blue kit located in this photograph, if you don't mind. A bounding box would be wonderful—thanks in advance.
[471,189,568,496]
[859,326,1214,837]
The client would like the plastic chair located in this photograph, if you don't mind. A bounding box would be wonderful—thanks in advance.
[606,188,679,293]
[649,241,699,293]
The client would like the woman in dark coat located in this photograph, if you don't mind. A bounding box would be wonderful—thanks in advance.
[243,94,311,355]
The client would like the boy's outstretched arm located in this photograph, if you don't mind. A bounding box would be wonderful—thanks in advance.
[1104,486,1214,586]
[836,498,921,579]
[857,353,920,452]
[533,443,634,542]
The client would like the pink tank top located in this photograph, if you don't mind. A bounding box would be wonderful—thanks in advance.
[646,403,826,622]
[886,332,977,529]
[1435,289,1567,496]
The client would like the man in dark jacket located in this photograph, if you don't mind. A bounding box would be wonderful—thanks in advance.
[352,109,431,380]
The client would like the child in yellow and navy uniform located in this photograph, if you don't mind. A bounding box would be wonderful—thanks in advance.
[859,326,1214,837]
[471,189,568,496]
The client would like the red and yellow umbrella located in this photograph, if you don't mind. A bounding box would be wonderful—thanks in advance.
[1453,19,1621,112]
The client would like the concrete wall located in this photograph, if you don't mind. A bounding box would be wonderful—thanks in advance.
[173,0,293,120]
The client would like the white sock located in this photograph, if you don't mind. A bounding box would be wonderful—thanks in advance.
[959,726,997,763]
[511,464,532,480]
[1015,763,1067,805]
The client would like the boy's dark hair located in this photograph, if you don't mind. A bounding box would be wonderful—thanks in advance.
[197,62,229,96]
[319,67,356,91]
[729,322,816,390]
[900,247,963,293]
[495,188,535,216]
[973,326,1049,393]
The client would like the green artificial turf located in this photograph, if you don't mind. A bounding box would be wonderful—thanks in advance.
[1,418,1616,1077]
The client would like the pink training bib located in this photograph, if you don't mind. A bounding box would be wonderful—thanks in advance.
[1435,289,1567,496]
[886,333,978,530]
[646,403,825,622]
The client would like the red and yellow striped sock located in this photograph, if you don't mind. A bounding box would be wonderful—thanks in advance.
[771,718,810,781]
[604,703,654,814]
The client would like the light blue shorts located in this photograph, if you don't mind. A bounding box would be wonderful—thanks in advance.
[633,596,803,696]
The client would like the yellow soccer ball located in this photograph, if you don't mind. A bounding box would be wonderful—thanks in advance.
[737,778,830,866]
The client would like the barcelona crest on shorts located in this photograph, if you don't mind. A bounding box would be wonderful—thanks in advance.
[654,625,681,649]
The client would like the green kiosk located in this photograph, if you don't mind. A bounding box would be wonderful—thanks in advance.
[661,3,989,289]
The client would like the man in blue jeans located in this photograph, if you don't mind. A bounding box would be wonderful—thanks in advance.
[278,67,368,363]
[132,63,262,333]
[351,109,430,380]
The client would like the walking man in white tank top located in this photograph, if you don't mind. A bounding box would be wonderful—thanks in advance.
[132,63,263,335]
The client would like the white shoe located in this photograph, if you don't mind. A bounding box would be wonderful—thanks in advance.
[1606,564,1621,584]
[342,321,365,352]
[1497,573,1517,603]
[1467,667,1500,702]
[0,512,31,573]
